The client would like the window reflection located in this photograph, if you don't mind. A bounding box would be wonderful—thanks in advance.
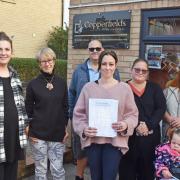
[149,17,180,36]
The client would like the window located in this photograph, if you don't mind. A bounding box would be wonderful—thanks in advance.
[149,17,180,36]
[140,9,180,70]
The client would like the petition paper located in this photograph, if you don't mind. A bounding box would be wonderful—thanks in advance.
[89,98,118,137]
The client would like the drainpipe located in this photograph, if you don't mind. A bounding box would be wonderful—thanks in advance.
[61,0,64,27]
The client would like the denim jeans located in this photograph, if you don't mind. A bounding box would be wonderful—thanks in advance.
[86,143,122,180]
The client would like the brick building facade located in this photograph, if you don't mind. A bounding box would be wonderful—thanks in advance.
[68,0,180,85]
[0,0,63,58]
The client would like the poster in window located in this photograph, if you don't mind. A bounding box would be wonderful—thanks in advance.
[145,45,162,69]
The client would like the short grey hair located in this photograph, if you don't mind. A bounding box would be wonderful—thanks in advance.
[36,47,56,62]
[88,39,102,48]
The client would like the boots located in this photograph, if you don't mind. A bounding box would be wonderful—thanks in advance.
[75,176,84,180]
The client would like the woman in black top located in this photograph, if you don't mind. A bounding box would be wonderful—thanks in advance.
[119,58,166,180]
[25,47,68,180]
[0,32,27,180]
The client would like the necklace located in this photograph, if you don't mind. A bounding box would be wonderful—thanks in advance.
[44,75,54,91]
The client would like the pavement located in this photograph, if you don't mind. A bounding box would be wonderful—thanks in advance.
[22,127,92,180]
[23,163,91,180]
[22,126,119,180]
[23,163,119,180]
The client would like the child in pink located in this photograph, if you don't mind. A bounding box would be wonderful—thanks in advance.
[155,128,180,180]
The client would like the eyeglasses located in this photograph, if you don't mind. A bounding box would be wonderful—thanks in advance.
[40,59,54,65]
[133,68,148,75]
[89,47,102,52]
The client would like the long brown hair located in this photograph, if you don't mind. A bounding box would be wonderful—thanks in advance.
[98,50,118,71]
[0,32,13,50]
[166,71,180,89]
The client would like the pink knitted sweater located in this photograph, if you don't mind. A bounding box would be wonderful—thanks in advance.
[73,81,138,154]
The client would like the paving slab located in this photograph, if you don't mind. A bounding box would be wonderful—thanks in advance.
[23,163,91,180]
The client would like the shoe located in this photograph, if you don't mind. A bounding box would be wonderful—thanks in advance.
[75,176,84,180]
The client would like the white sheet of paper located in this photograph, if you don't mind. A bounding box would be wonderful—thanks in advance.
[89,98,118,137]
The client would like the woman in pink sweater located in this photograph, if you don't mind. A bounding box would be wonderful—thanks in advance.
[73,50,138,180]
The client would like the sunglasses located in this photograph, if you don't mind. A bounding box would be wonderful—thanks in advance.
[133,68,148,75]
[89,47,102,52]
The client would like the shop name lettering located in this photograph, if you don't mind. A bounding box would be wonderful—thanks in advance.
[74,19,127,34]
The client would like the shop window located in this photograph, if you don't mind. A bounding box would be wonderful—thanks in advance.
[149,17,180,36]
[140,9,180,71]
[145,44,180,71]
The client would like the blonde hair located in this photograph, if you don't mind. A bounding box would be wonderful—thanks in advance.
[36,47,56,62]
[167,127,180,141]
[166,71,180,89]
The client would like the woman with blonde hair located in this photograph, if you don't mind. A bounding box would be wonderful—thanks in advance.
[25,47,68,180]
[162,71,180,142]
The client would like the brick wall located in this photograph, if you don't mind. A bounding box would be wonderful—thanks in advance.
[0,0,62,58]
[68,0,180,83]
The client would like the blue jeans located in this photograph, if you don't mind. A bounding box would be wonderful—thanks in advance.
[86,143,122,180]
[31,139,65,180]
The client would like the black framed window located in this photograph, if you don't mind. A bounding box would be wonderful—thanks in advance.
[140,9,180,69]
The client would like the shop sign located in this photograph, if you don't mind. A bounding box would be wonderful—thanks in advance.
[73,10,131,49]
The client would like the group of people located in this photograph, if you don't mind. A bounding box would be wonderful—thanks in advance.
[0,31,179,180]
[70,40,180,180]
[0,31,68,180]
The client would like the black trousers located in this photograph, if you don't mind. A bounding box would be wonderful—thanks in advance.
[0,161,18,180]
[119,131,160,180]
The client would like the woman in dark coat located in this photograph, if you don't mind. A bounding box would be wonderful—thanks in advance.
[119,58,166,180]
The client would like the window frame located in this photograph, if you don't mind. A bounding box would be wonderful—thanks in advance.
[140,8,180,59]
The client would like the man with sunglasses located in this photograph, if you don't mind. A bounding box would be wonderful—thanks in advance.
[69,39,120,180]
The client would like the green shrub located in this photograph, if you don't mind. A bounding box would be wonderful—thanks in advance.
[47,26,68,59]
[10,58,67,82]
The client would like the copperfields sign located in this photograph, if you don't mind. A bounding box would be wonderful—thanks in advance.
[73,11,131,49]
